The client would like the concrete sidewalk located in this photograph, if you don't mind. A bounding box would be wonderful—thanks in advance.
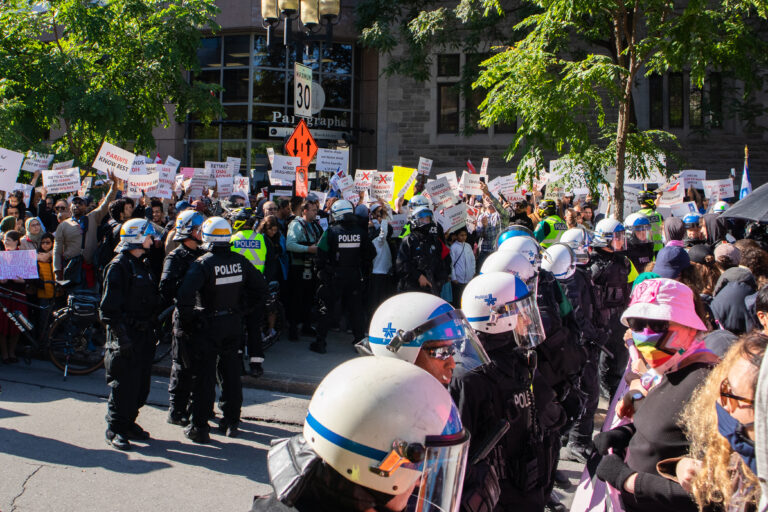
[152,329,359,395]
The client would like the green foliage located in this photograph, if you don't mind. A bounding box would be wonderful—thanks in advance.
[0,0,223,166]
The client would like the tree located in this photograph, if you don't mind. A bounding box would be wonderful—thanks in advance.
[0,0,223,167]
[357,0,768,217]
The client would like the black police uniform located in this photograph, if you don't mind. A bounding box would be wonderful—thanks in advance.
[450,339,566,512]
[177,245,266,436]
[158,242,205,424]
[314,216,373,352]
[395,221,450,295]
[627,238,654,273]
[99,249,160,438]
[589,248,632,398]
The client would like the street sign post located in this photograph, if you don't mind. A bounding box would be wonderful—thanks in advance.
[294,63,312,118]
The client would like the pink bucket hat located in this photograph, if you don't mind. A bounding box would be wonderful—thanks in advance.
[621,278,706,331]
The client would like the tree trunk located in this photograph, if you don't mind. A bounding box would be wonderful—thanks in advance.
[613,77,633,220]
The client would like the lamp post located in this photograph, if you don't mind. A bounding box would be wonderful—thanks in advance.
[261,0,340,62]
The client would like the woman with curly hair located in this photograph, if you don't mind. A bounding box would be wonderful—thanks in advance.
[672,332,767,511]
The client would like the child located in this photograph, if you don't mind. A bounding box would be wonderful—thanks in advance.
[450,227,475,308]
[0,231,29,363]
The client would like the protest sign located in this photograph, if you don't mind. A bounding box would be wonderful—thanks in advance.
[0,148,25,193]
[11,183,34,207]
[480,158,489,175]
[165,155,181,172]
[22,151,54,172]
[205,160,233,180]
[418,157,433,176]
[174,175,185,195]
[703,179,735,200]
[425,177,457,209]
[187,168,210,198]
[268,171,288,186]
[217,177,234,197]
[52,159,75,170]
[316,148,349,174]
[309,190,327,208]
[354,170,374,193]
[466,205,480,233]
[130,159,147,176]
[79,177,93,197]
[670,201,698,218]
[389,214,408,237]
[623,187,642,215]
[459,171,483,196]
[499,176,521,199]
[154,166,175,199]
[180,167,195,179]
[296,167,310,198]
[234,176,250,206]
[657,180,684,206]
[371,172,394,202]
[0,250,38,279]
[266,147,275,165]
[680,170,706,190]
[43,167,81,194]
[443,203,468,233]
[93,142,134,180]
[393,166,418,200]
[126,172,159,198]
[437,171,459,191]
[487,176,503,197]
[271,155,300,183]
[337,175,356,200]
[226,157,241,176]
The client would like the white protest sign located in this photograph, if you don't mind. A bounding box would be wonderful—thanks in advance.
[217,177,234,197]
[0,250,39,279]
[165,155,181,172]
[389,214,408,237]
[466,205,481,233]
[22,151,54,172]
[437,171,459,191]
[79,177,92,197]
[337,175,356,196]
[418,157,433,176]
[174,175,185,195]
[480,157,489,175]
[271,155,300,183]
[309,190,327,208]
[623,187,642,215]
[268,171,289,186]
[126,172,159,198]
[187,168,210,198]
[371,172,395,201]
[0,148,25,193]
[499,176,521,199]
[130,159,147,176]
[354,170,374,193]
[443,203,468,233]
[93,142,134,180]
[460,172,484,196]
[266,147,275,165]
[680,170,706,190]
[234,176,250,206]
[205,161,234,180]
[703,179,734,200]
[487,176,503,197]
[395,168,418,199]
[426,177,457,210]
[155,166,176,199]
[316,148,350,174]
[670,201,698,218]
[12,183,34,207]
[657,180,684,206]
[52,159,75,170]
[42,167,81,194]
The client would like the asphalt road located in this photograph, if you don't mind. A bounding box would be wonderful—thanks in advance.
[0,359,588,512]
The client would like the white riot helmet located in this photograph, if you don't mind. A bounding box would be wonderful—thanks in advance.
[201,216,232,248]
[541,243,577,280]
[365,292,489,375]
[116,218,158,252]
[592,217,627,252]
[330,199,354,223]
[173,210,205,241]
[560,226,592,265]
[461,272,545,348]
[480,251,537,290]
[408,195,433,226]
[624,212,652,243]
[305,357,469,511]
[498,235,543,269]
[713,201,729,214]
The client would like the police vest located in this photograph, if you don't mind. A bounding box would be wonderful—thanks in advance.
[639,207,663,253]
[540,216,567,248]
[230,230,267,273]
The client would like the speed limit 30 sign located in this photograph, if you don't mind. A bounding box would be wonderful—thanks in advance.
[294,63,312,118]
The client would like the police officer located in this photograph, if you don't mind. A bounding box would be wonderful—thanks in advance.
[457,272,566,512]
[177,217,266,442]
[100,218,161,450]
[533,200,567,249]
[624,212,655,272]
[230,208,267,376]
[313,200,373,354]
[683,213,706,247]
[158,210,205,426]
[395,198,451,295]
[637,191,664,253]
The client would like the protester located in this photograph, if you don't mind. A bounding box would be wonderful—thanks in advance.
[0,230,27,363]
[449,227,475,309]
[367,202,394,317]
[286,199,322,341]
[20,217,45,251]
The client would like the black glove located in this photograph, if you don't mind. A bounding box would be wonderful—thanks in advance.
[595,453,635,491]
[118,341,135,359]
[592,424,635,455]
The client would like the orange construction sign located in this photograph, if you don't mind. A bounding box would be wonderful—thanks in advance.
[285,119,318,168]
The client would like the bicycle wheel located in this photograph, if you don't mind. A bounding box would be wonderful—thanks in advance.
[261,302,286,351]
[152,318,173,364]
[47,309,106,375]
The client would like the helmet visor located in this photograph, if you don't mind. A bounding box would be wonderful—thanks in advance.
[413,431,470,512]
[141,222,159,240]
[609,231,627,252]
[630,225,650,242]
[490,294,546,349]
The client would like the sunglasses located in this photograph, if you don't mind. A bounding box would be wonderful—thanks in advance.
[423,345,456,361]
[720,377,754,410]
[627,318,670,333]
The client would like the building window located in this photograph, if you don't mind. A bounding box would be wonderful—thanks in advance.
[646,72,723,131]
[709,72,722,128]
[649,74,663,129]
[689,77,703,128]
[438,83,460,133]
[668,72,684,128]
[438,55,460,77]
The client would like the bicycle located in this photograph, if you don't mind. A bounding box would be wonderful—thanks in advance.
[152,305,175,364]
[0,283,107,377]
[260,281,285,351]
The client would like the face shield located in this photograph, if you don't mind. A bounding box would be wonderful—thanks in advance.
[564,241,590,266]
[629,224,651,243]
[140,221,159,241]
[488,294,546,349]
[609,231,627,252]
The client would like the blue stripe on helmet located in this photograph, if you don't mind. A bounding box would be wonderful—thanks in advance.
[428,302,454,319]
[305,411,389,461]
[465,315,491,323]
[368,335,422,347]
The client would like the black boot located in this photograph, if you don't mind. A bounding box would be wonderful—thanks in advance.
[106,429,131,451]
[309,338,326,354]
[184,425,211,444]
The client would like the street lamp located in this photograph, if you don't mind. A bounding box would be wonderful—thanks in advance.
[261,0,340,59]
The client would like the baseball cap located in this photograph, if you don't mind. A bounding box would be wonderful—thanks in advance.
[653,245,690,279]
[687,244,713,264]
[621,278,706,331]
[714,243,741,266]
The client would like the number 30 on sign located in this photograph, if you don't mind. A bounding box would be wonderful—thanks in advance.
[294,63,312,118]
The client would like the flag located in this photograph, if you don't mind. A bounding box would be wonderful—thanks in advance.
[155,153,162,164]
[466,160,476,174]
[740,145,752,199]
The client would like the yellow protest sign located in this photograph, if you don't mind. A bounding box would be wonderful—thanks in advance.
[390,166,418,208]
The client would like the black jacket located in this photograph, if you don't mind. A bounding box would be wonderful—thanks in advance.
[560,266,599,343]
[158,243,205,309]
[99,251,160,328]
[316,218,373,282]
[395,222,450,294]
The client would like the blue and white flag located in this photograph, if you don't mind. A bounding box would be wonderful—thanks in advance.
[740,145,752,199]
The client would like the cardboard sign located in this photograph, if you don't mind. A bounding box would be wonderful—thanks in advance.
[0,250,39,279]
[154,166,175,199]
[623,187,642,216]
[0,148,25,193]
[316,148,349,174]
[216,177,233,197]
[389,214,408,237]
[371,172,395,201]
[226,156,241,176]
[680,170,706,190]
[459,171,483,196]
[657,180,684,206]
[425,177,457,209]
[266,147,275,165]
[165,155,181,172]
[480,157,489,175]
[126,172,159,198]
[92,142,134,180]
[79,177,93,197]
[703,178,735,200]
[11,183,34,207]
[308,190,327,208]
[354,170,374,193]
[436,171,459,192]
[42,167,81,194]
[52,159,75,170]
[271,155,300,183]
[204,161,232,180]
[187,168,211,199]
[234,176,250,206]
[442,202,468,233]
[174,175,185,195]
[22,151,54,172]
[670,201,698,218]
[418,157,433,176]
[394,166,418,199]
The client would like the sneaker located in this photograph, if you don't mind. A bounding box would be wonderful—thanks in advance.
[554,469,572,490]
[309,340,326,354]
[184,425,211,444]
[248,362,264,378]
[126,423,150,441]
[564,442,592,464]
[167,411,190,427]
[226,422,240,438]
[266,328,277,339]
[105,429,131,451]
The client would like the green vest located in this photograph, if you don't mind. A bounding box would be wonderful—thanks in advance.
[639,207,663,253]
[230,230,267,273]
[540,215,567,248]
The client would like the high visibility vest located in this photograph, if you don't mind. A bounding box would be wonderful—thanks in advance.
[639,207,663,253]
[230,230,267,273]
[540,215,567,248]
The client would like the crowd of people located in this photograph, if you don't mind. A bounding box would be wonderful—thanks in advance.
[2,170,768,512]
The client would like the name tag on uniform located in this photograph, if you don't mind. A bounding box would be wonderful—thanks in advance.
[554,222,567,231]
[234,240,261,250]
